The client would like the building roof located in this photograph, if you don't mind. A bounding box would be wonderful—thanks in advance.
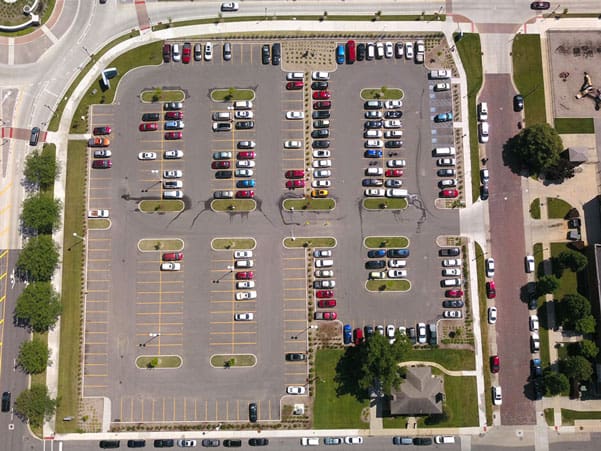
[388,366,444,416]
[567,147,587,163]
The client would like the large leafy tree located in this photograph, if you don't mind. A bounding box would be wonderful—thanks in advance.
[559,356,593,383]
[575,315,596,335]
[561,293,591,330]
[21,194,62,234]
[23,146,58,190]
[556,250,588,273]
[16,235,59,282]
[536,275,559,296]
[17,338,51,374]
[543,370,569,396]
[14,384,57,428]
[578,339,599,360]
[14,282,62,332]
[506,123,563,175]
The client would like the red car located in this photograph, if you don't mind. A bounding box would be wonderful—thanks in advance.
[182,42,192,63]
[163,252,184,261]
[286,81,303,90]
[353,328,364,345]
[490,355,500,373]
[92,159,112,169]
[314,311,337,320]
[212,161,231,169]
[313,101,331,110]
[236,190,255,198]
[163,43,171,63]
[236,271,254,280]
[165,131,182,140]
[312,91,331,100]
[346,39,356,63]
[165,111,184,120]
[285,170,304,179]
[237,151,256,160]
[286,180,304,189]
[315,290,333,298]
[486,280,496,299]
[93,126,112,135]
[445,289,464,298]
[385,169,403,177]
[530,1,550,10]
[440,189,459,198]
[139,123,158,131]
[317,299,336,308]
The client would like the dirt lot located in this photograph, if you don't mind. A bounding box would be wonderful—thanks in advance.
[547,30,601,118]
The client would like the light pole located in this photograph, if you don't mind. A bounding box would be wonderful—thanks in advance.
[44,104,56,114]
[212,265,234,284]
[139,333,160,347]
[68,232,86,251]
[291,324,318,340]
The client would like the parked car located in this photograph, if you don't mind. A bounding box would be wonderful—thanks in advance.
[486,280,496,299]
[491,355,500,373]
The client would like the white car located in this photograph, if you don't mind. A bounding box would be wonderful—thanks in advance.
[204,42,213,60]
[235,169,253,177]
[479,121,490,143]
[416,39,425,55]
[234,250,253,259]
[439,179,457,188]
[164,170,183,178]
[313,150,331,158]
[386,189,408,198]
[312,180,331,188]
[234,312,254,321]
[235,110,254,119]
[286,111,304,120]
[163,190,183,199]
[284,140,302,149]
[404,42,414,59]
[312,71,330,80]
[485,258,495,278]
[87,209,109,218]
[301,438,320,446]
[442,268,461,277]
[315,259,333,268]
[417,323,427,343]
[385,42,394,58]
[388,269,407,279]
[529,314,539,331]
[386,159,406,168]
[177,440,197,448]
[238,140,256,149]
[236,280,255,289]
[384,130,403,139]
[313,249,332,258]
[384,120,401,129]
[315,269,334,278]
[531,332,541,352]
[492,386,502,406]
[236,160,256,168]
[235,291,257,301]
[525,255,535,273]
[388,259,407,268]
[344,437,363,445]
[488,307,497,324]
[386,324,396,339]
[366,139,383,148]
[385,100,403,109]
[365,188,385,197]
[235,259,254,268]
[442,259,461,267]
[220,2,239,11]
[434,82,451,92]
[314,169,331,178]
[138,152,156,160]
[376,42,385,59]
[312,159,332,168]
[286,386,306,395]
[164,150,183,159]
[443,310,462,319]
[161,262,181,271]
[314,280,335,288]
[365,111,382,119]
[164,180,183,189]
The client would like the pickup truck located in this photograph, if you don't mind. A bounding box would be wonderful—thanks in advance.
[429,69,452,79]
[88,209,109,218]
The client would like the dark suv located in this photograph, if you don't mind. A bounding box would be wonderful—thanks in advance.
[127,440,145,448]
[223,440,242,448]
[99,441,120,449]
[249,402,258,422]
[153,439,174,448]
[439,247,460,257]
[1,392,11,412]
[261,44,270,64]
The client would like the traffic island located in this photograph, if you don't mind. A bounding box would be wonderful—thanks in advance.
[140,88,185,103]
[210,88,255,102]
[211,238,256,250]
[139,199,184,213]
[360,87,404,100]
[366,279,411,292]
[283,198,335,211]
[364,236,410,249]
[210,354,257,368]
[138,238,184,252]
[283,237,336,248]
[87,219,110,230]
[363,198,408,210]
[135,355,182,369]
[211,199,256,212]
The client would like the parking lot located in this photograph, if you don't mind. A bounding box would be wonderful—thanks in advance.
[83,37,461,425]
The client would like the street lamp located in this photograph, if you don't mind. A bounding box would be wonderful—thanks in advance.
[139,332,160,347]
[291,324,318,340]
[68,232,86,252]
[44,104,56,114]
[212,265,234,284]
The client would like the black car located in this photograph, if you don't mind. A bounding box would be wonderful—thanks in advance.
[439,247,460,257]
[528,295,538,310]
[311,81,328,90]
[533,378,544,400]
[365,260,386,270]
[236,121,254,130]
[407,327,416,344]
[480,184,489,200]
[249,438,269,447]
[215,170,233,179]
[385,111,402,119]
[202,439,220,447]
[312,110,330,119]
[568,218,581,228]
[261,44,270,64]
[531,1,550,10]
[99,441,120,449]
[223,440,242,448]
[395,42,404,58]
[153,439,174,448]
[271,43,281,65]
[357,43,366,61]
[362,179,383,187]
[442,300,464,308]
[142,112,160,121]
[393,436,413,445]
[530,359,543,378]
[385,140,403,148]
[311,129,329,139]
[365,120,383,129]
[1,392,10,412]
[513,94,524,112]
[29,127,40,146]
[127,440,145,448]
[413,437,433,446]
[437,168,456,177]
[312,140,330,149]
[364,325,374,337]
[285,353,306,361]
[249,402,258,422]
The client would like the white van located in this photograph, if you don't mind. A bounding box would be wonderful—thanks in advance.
[365,167,383,176]
[315,259,334,268]
[286,72,304,81]
[367,42,375,60]
[479,121,489,143]
[433,147,456,157]
[301,438,320,446]
[364,100,383,110]
[434,436,456,444]
[234,100,253,110]
[311,71,329,80]
[364,130,383,138]
[441,278,461,287]
[212,111,231,121]
[525,255,535,273]
[172,43,181,62]
[478,102,488,121]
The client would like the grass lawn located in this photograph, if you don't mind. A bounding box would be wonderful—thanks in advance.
[55,141,87,432]
[211,199,256,212]
[211,88,255,102]
[139,200,184,212]
[363,198,408,210]
[561,409,601,425]
[135,355,182,369]
[366,279,411,292]
[550,242,578,300]
[313,349,368,429]
[530,198,541,219]
[364,236,409,249]
[140,89,185,103]
[512,34,546,126]
[283,198,335,211]
[210,354,256,367]
[544,408,554,425]
[546,197,572,219]
[88,218,110,229]
[403,348,475,371]
[138,238,184,252]
[211,238,257,250]
[283,237,336,248]
[360,88,404,100]
[438,375,479,427]
[455,33,483,204]
[0,0,55,31]
[554,118,595,134]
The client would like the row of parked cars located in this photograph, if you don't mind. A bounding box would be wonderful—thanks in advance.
[312,249,337,320]
[90,126,112,169]
[335,39,426,64]
[365,247,409,280]
[163,40,233,64]
[343,322,437,347]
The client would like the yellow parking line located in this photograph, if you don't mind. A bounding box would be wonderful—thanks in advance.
[282,267,305,271]
[284,309,306,313]
[0,181,13,196]
[284,319,306,322]
[210,341,257,346]
[284,287,306,290]
[283,277,306,281]
[210,331,256,335]
[284,297,307,301]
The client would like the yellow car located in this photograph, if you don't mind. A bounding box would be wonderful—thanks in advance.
[311,189,328,198]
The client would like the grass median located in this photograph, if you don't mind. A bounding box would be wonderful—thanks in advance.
[140,89,185,103]
[546,197,572,219]
[139,200,184,213]
[136,355,182,369]
[364,236,409,249]
[283,198,335,211]
[363,198,407,210]
[138,239,184,252]
[360,87,404,100]
[211,199,256,212]
[210,88,255,102]
[283,237,336,248]
[210,354,256,368]
[211,238,256,250]
[366,279,411,292]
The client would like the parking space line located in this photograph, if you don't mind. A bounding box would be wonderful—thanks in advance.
[284,287,306,291]
[194,399,197,421]
[140,398,144,422]
[210,331,256,335]
[205,400,208,421]
[284,319,306,323]
[137,290,184,295]
[173,398,176,422]
[152,399,156,422]
[183,398,187,421]
[210,341,256,346]
[283,277,305,281]
[237,400,240,421]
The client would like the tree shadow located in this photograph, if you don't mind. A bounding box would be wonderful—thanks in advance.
[502,134,529,176]
[334,346,368,402]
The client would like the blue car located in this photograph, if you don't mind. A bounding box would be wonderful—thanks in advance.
[362,179,383,187]
[343,324,352,345]
[387,248,410,258]
[364,149,382,158]
[237,179,256,188]
[336,44,345,64]
[367,249,386,258]
[434,112,453,123]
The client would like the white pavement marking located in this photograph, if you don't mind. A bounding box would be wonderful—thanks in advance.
[41,25,59,45]
[7,38,14,65]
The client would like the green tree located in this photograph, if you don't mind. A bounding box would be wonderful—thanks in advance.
[506,123,563,175]
[21,194,62,234]
[536,275,559,296]
[543,370,569,396]
[23,146,58,190]
[575,315,596,335]
[559,355,593,382]
[545,158,576,182]
[561,293,591,330]
[557,250,588,272]
[14,384,57,428]
[578,339,599,360]
[357,332,410,395]
[14,282,62,332]
[17,338,50,374]
[16,235,59,282]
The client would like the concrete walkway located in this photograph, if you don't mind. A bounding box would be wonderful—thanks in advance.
[398,361,478,377]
